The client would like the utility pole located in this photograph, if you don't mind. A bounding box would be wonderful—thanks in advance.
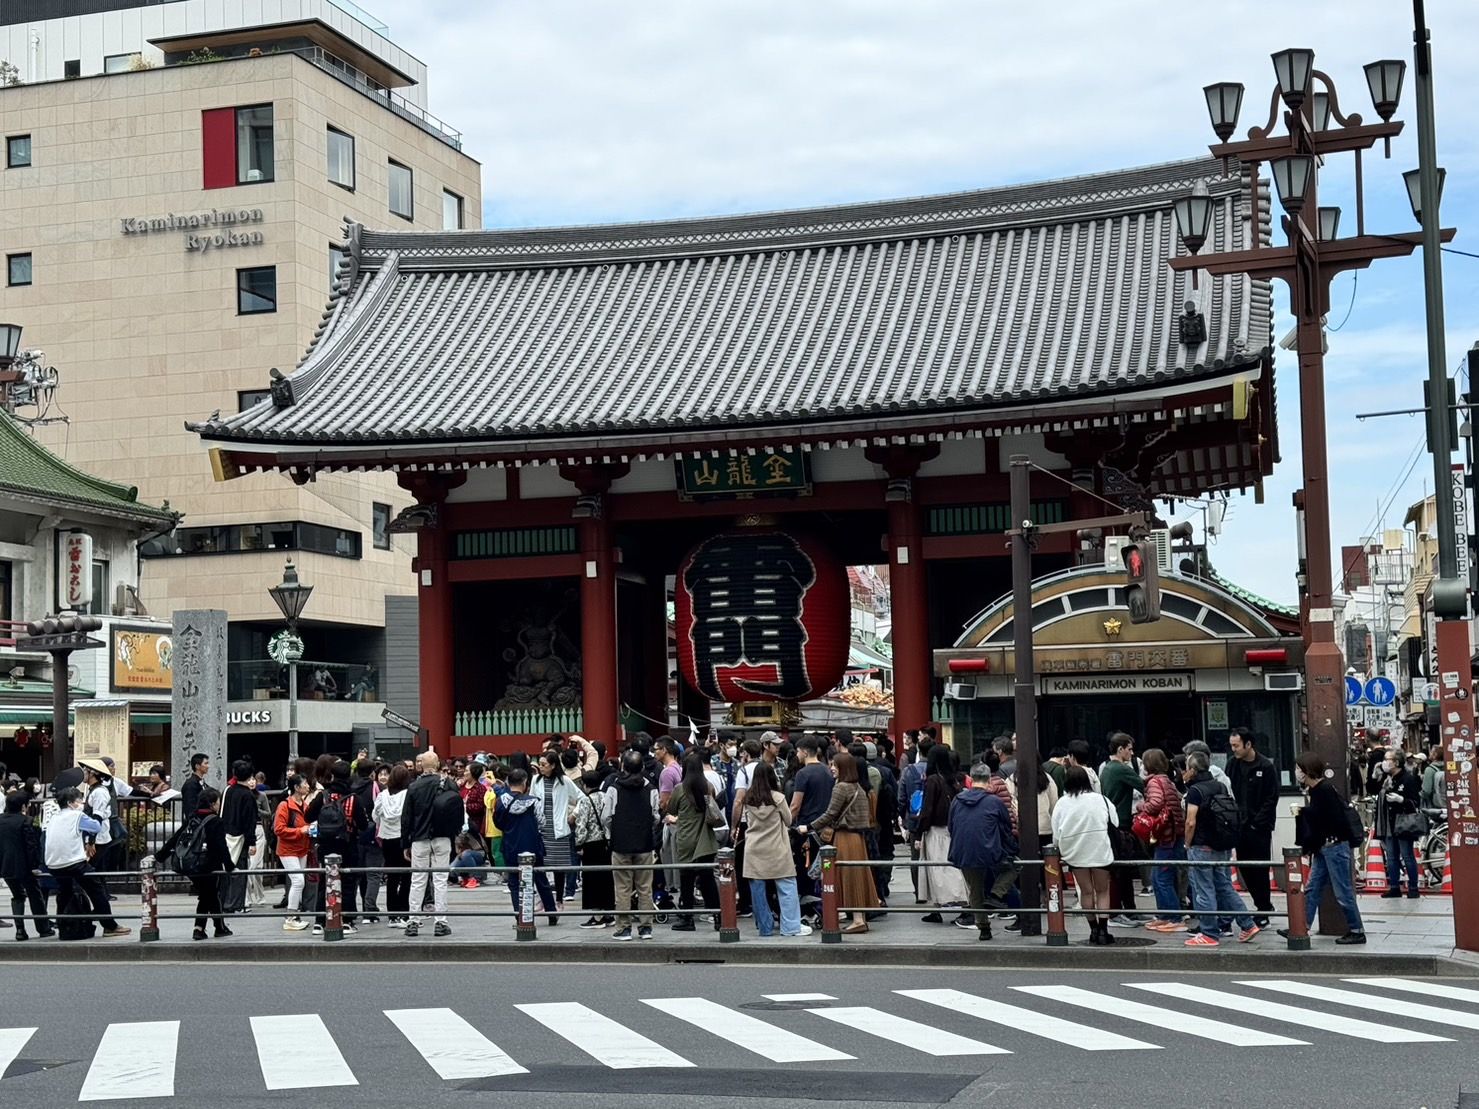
[1411,0,1479,950]
[1009,455,1042,936]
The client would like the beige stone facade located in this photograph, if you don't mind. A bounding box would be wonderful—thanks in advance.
[0,52,481,626]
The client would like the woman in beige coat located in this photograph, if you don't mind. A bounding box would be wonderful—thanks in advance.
[799,753,880,934]
[741,762,810,937]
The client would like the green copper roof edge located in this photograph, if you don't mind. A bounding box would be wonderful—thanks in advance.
[0,411,175,522]
[1208,570,1299,619]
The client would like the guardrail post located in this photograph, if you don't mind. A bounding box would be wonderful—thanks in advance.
[1282,847,1310,950]
[819,844,841,944]
[139,856,159,943]
[323,854,343,942]
[516,852,537,941]
[715,847,739,943]
[1042,844,1068,947]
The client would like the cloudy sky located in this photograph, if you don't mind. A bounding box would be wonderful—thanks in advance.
[372,0,1478,604]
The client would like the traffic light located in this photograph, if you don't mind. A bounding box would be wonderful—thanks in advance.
[1122,535,1161,624]
[18,614,105,651]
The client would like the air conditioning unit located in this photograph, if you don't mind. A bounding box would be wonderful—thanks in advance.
[944,682,977,701]
[1103,531,1174,573]
[1264,672,1304,692]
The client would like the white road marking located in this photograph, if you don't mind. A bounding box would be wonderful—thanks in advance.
[0,1027,36,1081]
[516,1002,693,1069]
[1127,982,1449,1043]
[897,988,1157,1051]
[763,993,837,1002]
[1242,980,1479,1031]
[79,1021,178,1101]
[250,1015,357,1090]
[808,1006,1009,1055]
[641,997,851,1062]
[384,1008,528,1080]
[1344,978,1479,1006]
[1012,985,1306,1047]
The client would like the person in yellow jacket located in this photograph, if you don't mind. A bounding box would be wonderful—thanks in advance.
[483,765,505,869]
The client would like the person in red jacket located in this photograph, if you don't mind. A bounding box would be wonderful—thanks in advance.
[272,775,313,931]
[1140,748,1188,932]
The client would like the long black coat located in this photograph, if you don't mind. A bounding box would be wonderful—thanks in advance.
[0,812,42,882]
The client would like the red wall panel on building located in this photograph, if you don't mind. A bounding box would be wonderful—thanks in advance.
[201,108,237,189]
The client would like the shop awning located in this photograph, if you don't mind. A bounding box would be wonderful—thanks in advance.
[0,708,70,725]
[847,641,893,672]
[131,713,171,724]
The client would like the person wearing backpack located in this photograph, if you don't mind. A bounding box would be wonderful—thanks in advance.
[1181,750,1258,947]
[896,736,931,903]
[1276,751,1366,944]
[401,751,459,937]
[157,786,234,940]
[306,759,364,936]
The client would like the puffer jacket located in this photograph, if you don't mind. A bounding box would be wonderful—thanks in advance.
[1141,774,1185,842]
[982,774,1019,838]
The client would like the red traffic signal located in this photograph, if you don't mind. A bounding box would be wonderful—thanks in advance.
[1121,537,1161,624]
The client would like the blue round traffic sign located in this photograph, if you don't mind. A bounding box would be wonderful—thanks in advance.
[1344,676,1364,707]
[1364,677,1397,707]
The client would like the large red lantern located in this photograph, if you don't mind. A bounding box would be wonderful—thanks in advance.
[675,530,849,703]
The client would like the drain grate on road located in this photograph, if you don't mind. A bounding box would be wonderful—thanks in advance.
[1073,936,1157,948]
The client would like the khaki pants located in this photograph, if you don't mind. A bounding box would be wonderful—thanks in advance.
[612,851,654,930]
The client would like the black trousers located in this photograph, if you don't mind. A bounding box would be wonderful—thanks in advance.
[190,875,227,932]
[384,837,410,917]
[1236,829,1275,913]
[679,852,719,913]
[580,840,615,913]
[5,876,51,934]
[53,863,117,931]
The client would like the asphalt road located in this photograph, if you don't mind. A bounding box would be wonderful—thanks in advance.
[1,962,1476,1108]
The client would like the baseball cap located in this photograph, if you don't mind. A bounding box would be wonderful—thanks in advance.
[760,730,781,746]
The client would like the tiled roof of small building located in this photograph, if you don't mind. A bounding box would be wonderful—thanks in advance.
[0,411,176,525]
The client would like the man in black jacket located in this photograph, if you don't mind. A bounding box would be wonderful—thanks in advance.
[1227,727,1278,926]
[604,750,660,941]
[218,761,260,915]
[306,759,365,935]
[180,753,210,817]
[0,790,52,938]
[400,751,455,937]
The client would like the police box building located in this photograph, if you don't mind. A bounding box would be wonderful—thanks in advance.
[191,159,1288,759]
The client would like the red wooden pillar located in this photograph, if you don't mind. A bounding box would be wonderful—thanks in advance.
[578,512,620,744]
[401,474,463,753]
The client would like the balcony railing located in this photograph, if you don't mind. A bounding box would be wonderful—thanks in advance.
[0,620,25,648]
[228,659,378,703]
[455,708,584,737]
[293,45,462,150]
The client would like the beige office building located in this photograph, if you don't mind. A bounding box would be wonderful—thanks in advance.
[0,5,481,763]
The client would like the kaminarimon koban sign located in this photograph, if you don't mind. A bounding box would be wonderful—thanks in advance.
[120,208,265,253]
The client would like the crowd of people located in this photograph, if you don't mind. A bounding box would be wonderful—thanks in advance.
[0,724,1431,947]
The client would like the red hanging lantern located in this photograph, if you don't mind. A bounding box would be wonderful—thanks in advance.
[12,727,27,749]
[675,530,849,703]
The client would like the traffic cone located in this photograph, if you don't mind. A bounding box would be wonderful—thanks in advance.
[1362,835,1388,892]
[1439,848,1454,894]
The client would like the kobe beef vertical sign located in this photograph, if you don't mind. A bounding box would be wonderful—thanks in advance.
[60,532,94,610]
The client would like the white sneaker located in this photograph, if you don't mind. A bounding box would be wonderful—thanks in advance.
[342,924,358,936]
[283,917,309,931]
[782,924,813,937]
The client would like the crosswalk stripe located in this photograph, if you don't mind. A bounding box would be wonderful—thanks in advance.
[641,997,852,1062]
[764,993,837,1002]
[897,988,1158,1051]
[0,1028,36,1081]
[517,1002,693,1069]
[250,1015,357,1090]
[1241,980,1479,1032]
[808,1006,1009,1056]
[384,1008,527,1080]
[79,1020,178,1102]
[1126,983,1450,1043]
[1344,978,1479,1006]
[1011,986,1307,1047]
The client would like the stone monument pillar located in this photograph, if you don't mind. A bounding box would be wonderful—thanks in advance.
[171,610,228,790]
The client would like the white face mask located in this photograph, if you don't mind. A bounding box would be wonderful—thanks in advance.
[726,747,737,758]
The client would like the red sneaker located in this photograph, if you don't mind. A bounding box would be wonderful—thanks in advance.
[1184,932,1220,947]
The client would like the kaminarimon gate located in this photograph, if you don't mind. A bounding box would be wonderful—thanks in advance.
[193,157,1278,756]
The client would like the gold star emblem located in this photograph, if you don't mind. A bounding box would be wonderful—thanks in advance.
[1103,618,1123,637]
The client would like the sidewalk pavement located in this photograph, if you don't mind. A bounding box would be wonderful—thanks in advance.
[0,878,1469,974]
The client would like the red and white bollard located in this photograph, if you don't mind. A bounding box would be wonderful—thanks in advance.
[139,855,159,943]
[323,853,343,942]
[715,847,740,943]
[1282,847,1310,950]
[1042,844,1068,947]
[515,851,537,942]
[819,844,841,944]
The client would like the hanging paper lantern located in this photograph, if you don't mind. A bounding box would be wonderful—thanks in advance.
[12,727,27,749]
[675,530,849,703]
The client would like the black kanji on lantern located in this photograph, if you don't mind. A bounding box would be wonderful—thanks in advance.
[681,532,817,699]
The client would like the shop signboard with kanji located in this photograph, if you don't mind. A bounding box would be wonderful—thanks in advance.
[59,531,93,609]
[677,451,812,500]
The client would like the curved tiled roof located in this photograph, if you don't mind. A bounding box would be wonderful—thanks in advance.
[0,411,176,525]
[193,157,1273,450]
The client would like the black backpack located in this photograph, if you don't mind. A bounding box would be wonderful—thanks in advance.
[430,780,464,839]
[171,815,212,877]
[316,791,352,840]
[1200,781,1242,850]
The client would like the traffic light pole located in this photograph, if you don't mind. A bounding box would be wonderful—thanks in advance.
[1009,455,1042,936]
[50,647,72,771]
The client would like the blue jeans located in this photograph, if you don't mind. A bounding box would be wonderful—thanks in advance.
[1152,842,1185,920]
[1305,841,1363,933]
[1382,835,1419,895]
[452,850,486,881]
[749,876,803,936]
[1185,846,1253,934]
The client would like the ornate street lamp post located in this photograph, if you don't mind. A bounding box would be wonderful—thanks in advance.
[268,559,312,754]
[1169,46,1455,932]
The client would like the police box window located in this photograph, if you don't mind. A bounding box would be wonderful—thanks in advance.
[372,503,391,549]
[6,135,30,168]
[237,266,276,315]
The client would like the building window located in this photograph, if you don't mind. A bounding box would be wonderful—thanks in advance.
[148,522,363,560]
[203,105,275,188]
[442,190,463,230]
[238,389,272,410]
[327,127,355,190]
[237,266,277,314]
[388,160,413,219]
[0,560,12,622]
[7,253,31,287]
[6,135,30,168]
[64,60,80,79]
[86,561,110,616]
[329,243,349,289]
[104,53,141,74]
[372,503,392,549]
